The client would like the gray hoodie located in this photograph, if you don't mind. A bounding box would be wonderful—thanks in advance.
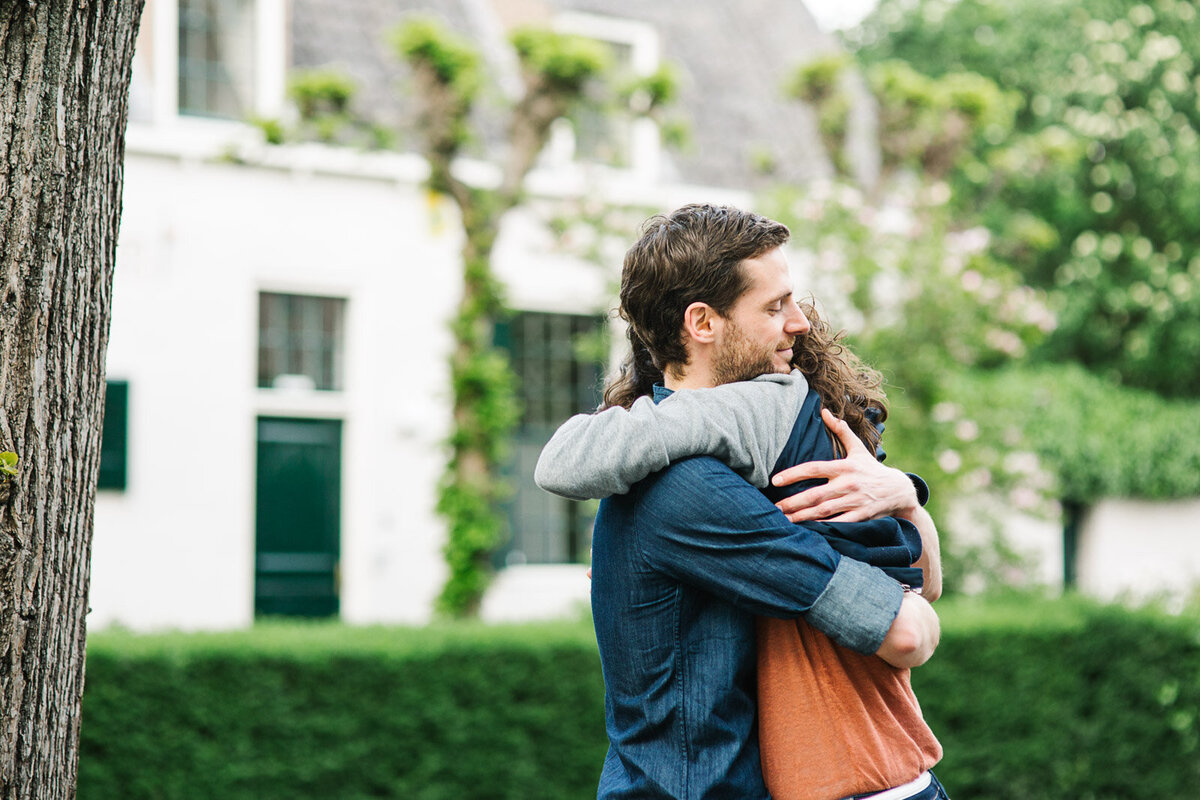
[534,371,808,500]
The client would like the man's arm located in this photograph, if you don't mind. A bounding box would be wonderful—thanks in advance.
[535,372,807,500]
[775,408,943,601]
[638,457,905,656]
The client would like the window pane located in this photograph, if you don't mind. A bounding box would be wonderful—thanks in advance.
[498,311,606,565]
[573,41,634,165]
[177,0,255,118]
[257,293,346,391]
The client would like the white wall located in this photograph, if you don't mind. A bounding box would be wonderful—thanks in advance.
[1076,497,1200,607]
[92,143,463,630]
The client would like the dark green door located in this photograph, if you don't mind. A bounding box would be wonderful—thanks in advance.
[255,417,341,617]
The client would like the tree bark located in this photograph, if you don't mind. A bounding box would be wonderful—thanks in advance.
[0,3,143,798]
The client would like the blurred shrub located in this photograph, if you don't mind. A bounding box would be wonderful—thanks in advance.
[949,362,1200,503]
[921,595,1200,798]
[78,602,1200,799]
[289,69,358,119]
[78,620,605,800]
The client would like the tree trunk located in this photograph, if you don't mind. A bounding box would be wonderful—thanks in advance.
[0,3,143,797]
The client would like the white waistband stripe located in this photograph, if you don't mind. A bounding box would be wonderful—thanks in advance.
[855,771,933,800]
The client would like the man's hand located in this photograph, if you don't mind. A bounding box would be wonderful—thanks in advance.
[772,408,919,523]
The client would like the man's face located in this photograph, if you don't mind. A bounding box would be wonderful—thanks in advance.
[712,247,810,386]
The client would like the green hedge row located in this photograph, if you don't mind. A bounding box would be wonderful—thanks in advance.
[79,620,607,800]
[918,596,1200,798]
[80,598,1200,799]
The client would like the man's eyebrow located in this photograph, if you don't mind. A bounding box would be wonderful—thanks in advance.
[765,290,793,307]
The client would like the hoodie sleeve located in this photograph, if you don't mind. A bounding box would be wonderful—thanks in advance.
[534,371,809,500]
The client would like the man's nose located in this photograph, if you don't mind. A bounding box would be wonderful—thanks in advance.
[785,305,810,336]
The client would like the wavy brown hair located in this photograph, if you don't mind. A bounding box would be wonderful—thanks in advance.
[600,205,887,455]
[603,204,790,410]
[792,300,888,455]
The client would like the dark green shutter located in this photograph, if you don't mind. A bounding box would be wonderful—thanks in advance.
[97,381,128,491]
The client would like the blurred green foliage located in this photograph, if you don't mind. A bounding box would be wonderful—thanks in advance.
[510,28,610,92]
[620,64,681,112]
[394,16,483,105]
[948,363,1200,502]
[867,59,1020,179]
[79,620,605,800]
[775,1,1200,590]
[919,595,1200,797]
[247,68,396,150]
[289,69,357,119]
[851,0,1200,398]
[78,598,1200,798]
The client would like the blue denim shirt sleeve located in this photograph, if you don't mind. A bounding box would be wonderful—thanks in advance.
[634,456,904,655]
[806,559,906,653]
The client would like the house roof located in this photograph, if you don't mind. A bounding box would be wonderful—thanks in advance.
[290,0,837,190]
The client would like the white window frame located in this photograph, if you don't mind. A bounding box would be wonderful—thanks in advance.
[548,12,664,179]
[138,0,286,130]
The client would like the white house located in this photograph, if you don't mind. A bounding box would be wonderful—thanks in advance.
[90,0,841,631]
[90,0,1200,633]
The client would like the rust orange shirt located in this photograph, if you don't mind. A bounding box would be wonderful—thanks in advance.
[756,616,942,800]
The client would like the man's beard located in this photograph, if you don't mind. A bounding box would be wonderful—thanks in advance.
[712,320,792,386]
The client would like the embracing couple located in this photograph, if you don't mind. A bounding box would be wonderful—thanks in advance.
[536,204,950,800]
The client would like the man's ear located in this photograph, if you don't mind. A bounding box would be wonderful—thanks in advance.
[682,302,721,345]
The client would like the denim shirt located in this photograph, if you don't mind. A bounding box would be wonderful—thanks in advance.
[763,389,924,590]
[591,385,905,799]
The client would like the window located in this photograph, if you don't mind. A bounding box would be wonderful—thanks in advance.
[97,381,129,491]
[257,293,346,391]
[178,0,256,118]
[572,41,636,166]
[497,311,607,565]
[553,13,661,170]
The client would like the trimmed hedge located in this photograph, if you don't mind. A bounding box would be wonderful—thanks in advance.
[79,620,607,800]
[919,596,1200,798]
[80,598,1200,799]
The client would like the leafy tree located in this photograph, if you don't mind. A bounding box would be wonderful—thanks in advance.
[395,18,672,616]
[851,0,1200,398]
[779,23,1200,589]
[0,3,144,797]
[249,68,395,149]
[770,53,1050,589]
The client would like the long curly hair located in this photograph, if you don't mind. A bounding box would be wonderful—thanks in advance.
[792,300,888,455]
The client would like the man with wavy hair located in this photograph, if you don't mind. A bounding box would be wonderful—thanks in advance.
[537,204,944,798]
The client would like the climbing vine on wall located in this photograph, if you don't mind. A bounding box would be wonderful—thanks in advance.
[395,18,620,616]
